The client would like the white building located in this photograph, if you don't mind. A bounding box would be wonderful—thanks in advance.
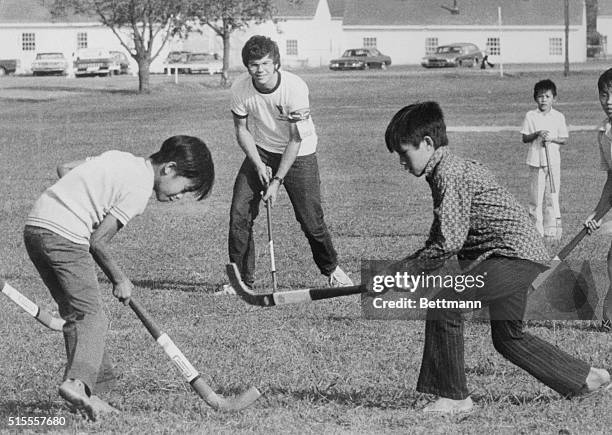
[597,0,612,55]
[0,0,589,73]
[341,0,587,65]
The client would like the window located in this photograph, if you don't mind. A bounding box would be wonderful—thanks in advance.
[77,32,88,49]
[286,39,298,56]
[486,37,500,56]
[549,37,563,56]
[425,37,438,55]
[363,37,377,48]
[22,33,35,51]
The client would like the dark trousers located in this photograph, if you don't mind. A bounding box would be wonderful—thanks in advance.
[416,256,590,399]
[24,226,115,394]
[228,148,338,287]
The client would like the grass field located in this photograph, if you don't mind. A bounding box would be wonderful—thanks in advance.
[1,66,612,434]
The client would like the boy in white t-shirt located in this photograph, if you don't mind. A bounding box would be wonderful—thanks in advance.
[23,135,214,419]
[224,35,352,293]
[521,79,568,240]
[585,68,612,332]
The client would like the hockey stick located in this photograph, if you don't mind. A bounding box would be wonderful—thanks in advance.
[543,141,556,193]
[226,263,364,307]
[128,297,261,411]
[265,167,278,293]
[1,278,65,331]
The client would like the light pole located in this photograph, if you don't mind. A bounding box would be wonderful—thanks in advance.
[564,0,570,76]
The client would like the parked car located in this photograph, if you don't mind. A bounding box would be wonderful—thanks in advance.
[421,43,483,68]
[0,59,19,76]
[74,48,113,77]
[162,50,191,73]
[31,52,68,76]
[329,48,391,70]
[109,51,130,75]
[182,52,223,75]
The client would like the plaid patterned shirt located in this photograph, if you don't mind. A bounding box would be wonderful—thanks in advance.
[413,147,550,271]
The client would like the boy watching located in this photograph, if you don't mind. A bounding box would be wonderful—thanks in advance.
[584,67,612,332]
[223,35,352,293]
[521,79,568,240]
[385,102,609,414]
[24,136,214,420]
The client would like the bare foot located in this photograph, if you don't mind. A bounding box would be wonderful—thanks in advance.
[423,396,474,414]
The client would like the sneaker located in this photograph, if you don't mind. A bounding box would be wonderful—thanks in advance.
[59,379,96,420]
[555,217,562,241]
[328,266,353,287]
[214,284,237,296]
[422,397,474,414]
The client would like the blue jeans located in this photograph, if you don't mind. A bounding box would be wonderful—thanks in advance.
[416,257,590,399]
[24,225,115,395]
[229,148,338,287]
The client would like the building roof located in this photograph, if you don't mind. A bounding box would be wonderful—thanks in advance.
[327,0,347,18]
[273,0,320,18]
[600,0,612,16]
[343,0,584,27]
[0,0,96,23]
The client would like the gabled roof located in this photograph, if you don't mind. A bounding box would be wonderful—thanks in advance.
[343,0,583,27]
[0,0,96,23]
[273,0,320,18]
[327,0,346,18]
[600,0,612,16]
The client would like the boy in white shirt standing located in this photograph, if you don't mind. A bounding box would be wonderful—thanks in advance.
[24,136,214,419]
[521,79,568,240]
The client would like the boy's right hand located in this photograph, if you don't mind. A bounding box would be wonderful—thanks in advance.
[113,279,133,305]
[538,130,552,142]
[256,164,271,187]
[585,212,602,235]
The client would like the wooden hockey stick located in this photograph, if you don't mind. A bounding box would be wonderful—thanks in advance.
[1,279,65,331]
[129,297,261,411]
[226,263,365,307]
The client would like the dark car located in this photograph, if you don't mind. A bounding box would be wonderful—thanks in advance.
[109,51,130,75]
[421,43,483,68]
[329,48,391,71]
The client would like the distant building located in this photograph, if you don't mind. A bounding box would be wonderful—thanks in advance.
[341,0,587,65]
[598,0,612,56]
[0,0,588,74]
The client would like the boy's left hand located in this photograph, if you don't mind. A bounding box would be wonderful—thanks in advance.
[113,279,134,305]
[262,180,281,206]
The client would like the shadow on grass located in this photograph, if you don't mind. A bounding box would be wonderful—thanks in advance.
[128,278,216,293]
[4,85,141,96]
[0,399,64,415]
[265,386,417,409]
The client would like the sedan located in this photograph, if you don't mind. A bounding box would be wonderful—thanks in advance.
[329,48,392,71]
[31,52,68,76]
[421,43,483,68]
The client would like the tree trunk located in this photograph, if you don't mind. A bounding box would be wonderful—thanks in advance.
[221,30,232,87]
[137,57,151,93]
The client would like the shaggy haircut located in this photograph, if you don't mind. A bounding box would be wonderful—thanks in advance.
[533,79,557,99]
[241,35,281,68]
[149,135,215,200]
[598,68,612,92]
[385,101,448,153]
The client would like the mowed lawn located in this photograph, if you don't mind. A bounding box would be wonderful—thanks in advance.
[0,67,611,434]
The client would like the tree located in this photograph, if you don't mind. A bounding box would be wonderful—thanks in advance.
[190,0,276,87]
[49,0,191,93]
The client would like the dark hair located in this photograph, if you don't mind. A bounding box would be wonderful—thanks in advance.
[385,101,448,153]
[150,135,214,200]
[598,68,612,92]
[241,35,281,68]
[533,79,557,99]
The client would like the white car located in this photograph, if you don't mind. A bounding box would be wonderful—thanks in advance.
[182,53,223,75]
[31,52,68,76]
[74,48,113,77]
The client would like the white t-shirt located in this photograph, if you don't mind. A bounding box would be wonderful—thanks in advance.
[598,118,612,171]
[26,150,154,245]
[520,108,568,167]
[230,70,317,156]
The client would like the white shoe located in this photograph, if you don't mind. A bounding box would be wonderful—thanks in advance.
[423,397,474,414]
[328,266,353,287]
[214,284,237,296]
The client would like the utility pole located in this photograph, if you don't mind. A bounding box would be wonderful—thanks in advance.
[564,0,570,76]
